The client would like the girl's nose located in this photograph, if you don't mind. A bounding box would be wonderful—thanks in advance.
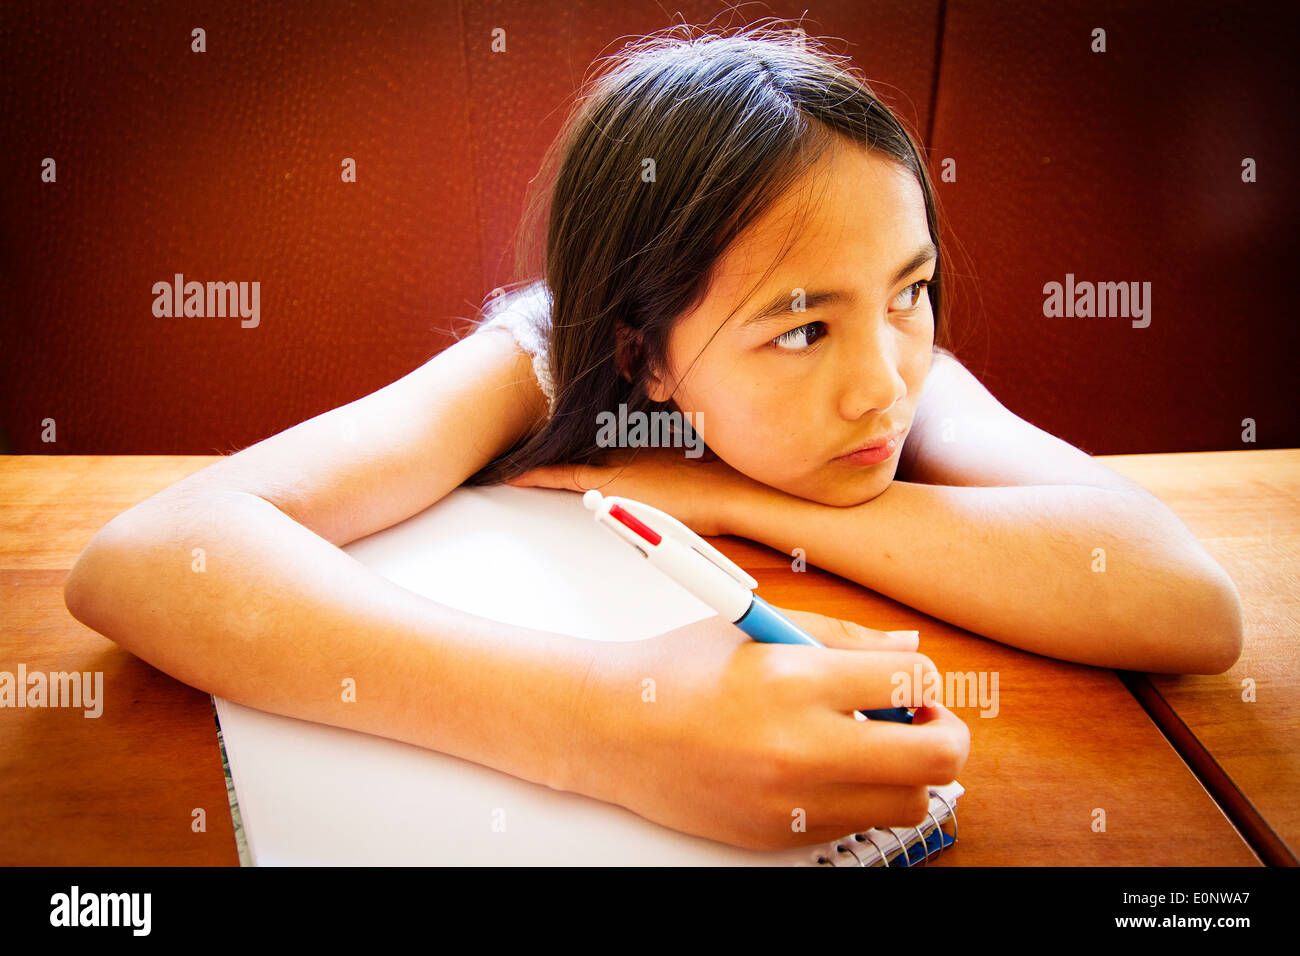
[837,335,907,422]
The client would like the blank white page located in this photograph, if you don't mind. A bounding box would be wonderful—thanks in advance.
[213,483,958,865]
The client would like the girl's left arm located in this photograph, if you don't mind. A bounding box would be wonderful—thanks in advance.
[724,478,1243,674]
[723,352,1244,675]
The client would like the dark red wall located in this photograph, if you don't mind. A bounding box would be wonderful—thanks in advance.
[2,0,1295,457]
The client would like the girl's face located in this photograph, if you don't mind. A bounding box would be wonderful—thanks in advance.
[646,142,937,507]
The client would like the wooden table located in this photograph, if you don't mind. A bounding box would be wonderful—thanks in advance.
[1,457,239,865]
[1103,450,1299,866]
[2,452,1290,865]
[714,538,1261,865]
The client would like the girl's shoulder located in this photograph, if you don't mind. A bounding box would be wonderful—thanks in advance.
[477,281,552,336]
[457,318,552,442]
[472,281,557,417]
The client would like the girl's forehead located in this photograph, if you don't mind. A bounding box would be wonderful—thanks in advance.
[674,150,928,336]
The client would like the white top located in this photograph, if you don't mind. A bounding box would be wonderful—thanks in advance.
[474,284,557,418]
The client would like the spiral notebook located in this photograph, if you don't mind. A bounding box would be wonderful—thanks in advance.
[212,483,963,866]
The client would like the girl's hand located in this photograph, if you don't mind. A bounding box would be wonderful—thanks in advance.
[568,608,970,851]
[505,445,761,537]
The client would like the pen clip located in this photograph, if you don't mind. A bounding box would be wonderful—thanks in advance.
[603,495,757,592]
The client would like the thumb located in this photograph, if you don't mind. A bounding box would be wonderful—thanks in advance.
[774,606,920,652]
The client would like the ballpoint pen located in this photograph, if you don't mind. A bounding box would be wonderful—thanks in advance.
[582,488,914,724]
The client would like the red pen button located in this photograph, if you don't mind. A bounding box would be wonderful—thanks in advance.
[608,504,662,546]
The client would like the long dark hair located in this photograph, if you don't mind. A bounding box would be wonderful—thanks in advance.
[463,21,952,486]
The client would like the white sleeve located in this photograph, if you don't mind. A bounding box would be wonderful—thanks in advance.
[474,291,557,418]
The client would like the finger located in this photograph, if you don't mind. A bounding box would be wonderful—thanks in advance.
[512,465,585,491]
[744,645,936,713]
[570,463,599,491]
[801,782,937,837]
[571,463,627,492]
[746,783,934,850]
[808,702,971,787]
[801,649,941,712]
[776,607,920,652]
[508,466,559,488]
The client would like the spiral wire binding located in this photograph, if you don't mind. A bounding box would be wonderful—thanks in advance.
[810,787,960,866]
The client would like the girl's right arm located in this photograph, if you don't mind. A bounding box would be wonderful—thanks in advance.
[63,328,967,850]
[62,328,595,795]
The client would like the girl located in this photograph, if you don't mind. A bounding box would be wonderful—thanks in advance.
[64,24,1242,853]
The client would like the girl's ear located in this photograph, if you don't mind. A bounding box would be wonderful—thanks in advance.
[614,321,674,402]
[644,376,674,403]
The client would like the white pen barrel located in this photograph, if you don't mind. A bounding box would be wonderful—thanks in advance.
[646,542,752,621]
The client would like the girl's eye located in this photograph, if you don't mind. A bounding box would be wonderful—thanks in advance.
[772,321,825,351]
[895,279,931,310]
[769,281,931,353]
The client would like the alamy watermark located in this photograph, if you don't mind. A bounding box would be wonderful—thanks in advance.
[152,273,260,328]
[50,886,150,936]
[891,664,999,718]
[0,664,103,718]
[595,403,705,458]
[1043,273,1150,328]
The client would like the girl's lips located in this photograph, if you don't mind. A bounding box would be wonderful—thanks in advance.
[834,428,906,466]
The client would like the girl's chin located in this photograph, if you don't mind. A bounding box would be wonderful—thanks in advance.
[782,470,894,508]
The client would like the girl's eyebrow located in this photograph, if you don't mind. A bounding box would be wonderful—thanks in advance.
[736,241,938,330]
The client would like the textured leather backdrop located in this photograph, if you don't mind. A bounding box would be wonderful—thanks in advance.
[928,0,1299,454]
[1,1,1294,456]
